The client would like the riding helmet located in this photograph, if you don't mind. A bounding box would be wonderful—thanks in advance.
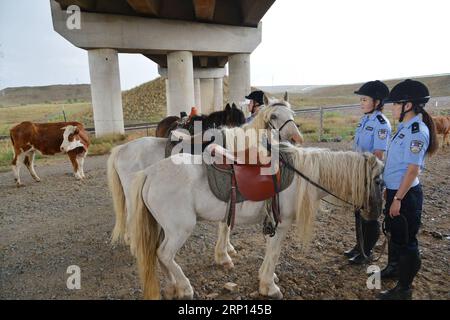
[384,79,430,105]
[245,90,264,106]
[354,80,390,101]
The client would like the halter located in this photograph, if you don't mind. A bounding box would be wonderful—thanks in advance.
[266,103,296,138]
[268,118,295,134]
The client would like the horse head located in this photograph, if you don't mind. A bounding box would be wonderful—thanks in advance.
[225,103,245,127]
[255,95,303,145]
[362,153,385,221]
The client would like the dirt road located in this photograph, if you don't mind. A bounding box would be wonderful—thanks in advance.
[1,143,449,300]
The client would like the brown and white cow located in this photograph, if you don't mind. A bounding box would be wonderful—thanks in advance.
[433,116,450,148]
[9,121,90,186]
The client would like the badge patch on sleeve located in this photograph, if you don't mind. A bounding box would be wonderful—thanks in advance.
[410,140,424,153]
[378,129,387,140]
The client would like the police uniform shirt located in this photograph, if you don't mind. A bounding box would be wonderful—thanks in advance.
[383,114,430,190]
[354,111,391,153]
[246,114,256,123]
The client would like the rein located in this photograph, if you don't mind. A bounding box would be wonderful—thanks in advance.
[279,154,360,210]
[279,153,384,262]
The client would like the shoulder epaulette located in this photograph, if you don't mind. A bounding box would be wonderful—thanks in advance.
[411,122,420,134]
[376,114,386,124]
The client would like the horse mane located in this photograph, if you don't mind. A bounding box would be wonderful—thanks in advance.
[221,102,292,151]
[283,145,379,247]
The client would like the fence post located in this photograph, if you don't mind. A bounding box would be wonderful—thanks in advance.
[62,105,67,122]
[319,107,324,142]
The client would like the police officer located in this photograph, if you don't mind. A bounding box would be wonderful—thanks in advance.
[245,90,264,123]
[378,79,438,300]
[344,80,391,264]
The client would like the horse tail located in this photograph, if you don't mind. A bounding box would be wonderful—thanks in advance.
[107,145,127,244]
[128,171,161,300]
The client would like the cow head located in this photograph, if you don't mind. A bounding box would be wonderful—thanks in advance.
[60,125,85,153]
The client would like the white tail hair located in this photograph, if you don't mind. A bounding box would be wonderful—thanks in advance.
[107,146,127,244]
[128,171,161,299]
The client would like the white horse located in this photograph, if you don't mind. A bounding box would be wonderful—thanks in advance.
[125,143,384,299]
[107,97,303,260]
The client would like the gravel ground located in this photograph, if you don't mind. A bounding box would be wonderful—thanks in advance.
[1,142,449,300]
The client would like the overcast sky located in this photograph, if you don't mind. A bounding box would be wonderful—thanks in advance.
[1,0,449,90]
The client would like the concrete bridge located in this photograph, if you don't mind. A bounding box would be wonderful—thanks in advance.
[50,0,275,136]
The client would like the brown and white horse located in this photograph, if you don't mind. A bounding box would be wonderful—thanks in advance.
[9,121,90,186]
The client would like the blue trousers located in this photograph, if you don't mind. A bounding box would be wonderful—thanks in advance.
[384,184,423,254]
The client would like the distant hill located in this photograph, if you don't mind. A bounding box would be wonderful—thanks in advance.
[0,84,91,107]
[264,74,450,108]
[2,74,449,121]
[256,85,323,94]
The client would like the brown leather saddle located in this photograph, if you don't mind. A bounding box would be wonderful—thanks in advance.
[207,145,294,234]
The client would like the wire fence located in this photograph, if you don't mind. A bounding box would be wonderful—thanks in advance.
[1,96,449,141]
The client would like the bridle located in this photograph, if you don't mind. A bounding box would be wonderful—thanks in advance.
[266,103,297,139]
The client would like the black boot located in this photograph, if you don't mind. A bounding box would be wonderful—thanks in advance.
[380,241,400,280]
[349,219,380,265]
[378,250,421,300]
[344,212,361,258]
[344,245,359,258]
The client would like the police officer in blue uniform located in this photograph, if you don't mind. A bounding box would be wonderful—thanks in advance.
[344,80,391,264]
[378,79,438,300]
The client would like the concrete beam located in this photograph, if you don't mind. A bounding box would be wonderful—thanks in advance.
[88,49,124,137]
[55,0,96,11]
[50,0,262,55]
[159,66,225,79]
[193,0,216,21]
[127,0,161,16]
[240,0,276,26]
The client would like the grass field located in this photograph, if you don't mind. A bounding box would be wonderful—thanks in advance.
[0,102,92,136]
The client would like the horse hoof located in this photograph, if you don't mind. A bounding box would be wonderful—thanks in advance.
[222,261,234,270]
[268,290,283,300]
[176,287,194,300]
[227,248,238,256]
[163,285,177,300]
[260,284,283,300]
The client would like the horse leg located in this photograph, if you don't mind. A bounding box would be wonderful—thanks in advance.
[159,261,177,300]
[225,225,237,255]
[258,224,289,299]
[24,151,41,182]
[214,222,234,270]
[157,223,196,300]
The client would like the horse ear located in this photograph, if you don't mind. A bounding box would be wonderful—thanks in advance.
[284,91,289,102]
[263,93,270,106]
[225,104,231,111]
[231,103,237,109]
